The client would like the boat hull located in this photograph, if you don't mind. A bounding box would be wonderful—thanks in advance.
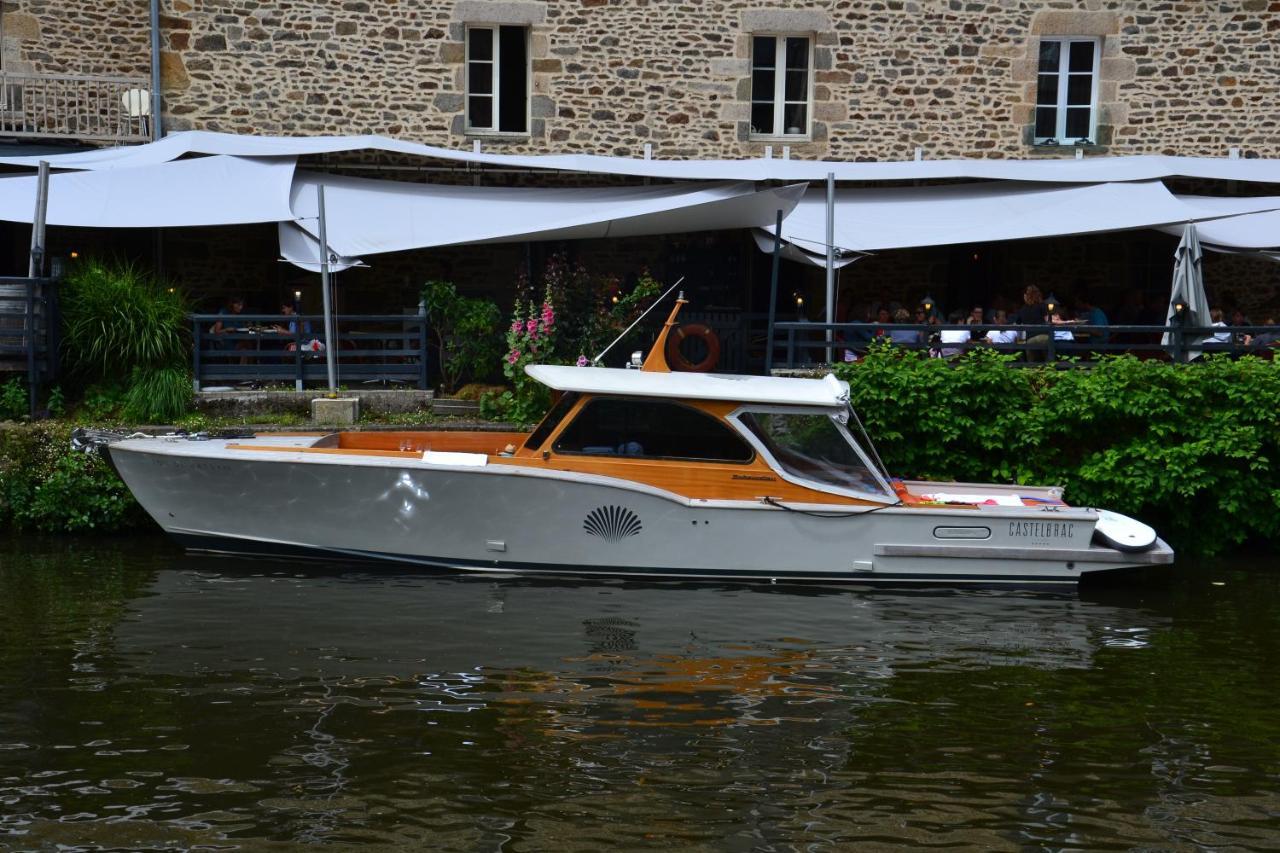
[108,439,1173,586]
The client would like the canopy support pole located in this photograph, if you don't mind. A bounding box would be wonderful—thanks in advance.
[765,208,783,375]
[28,160,49,278]
[149,0,163,140]
[317,184,338,394]
[825,172,835,364]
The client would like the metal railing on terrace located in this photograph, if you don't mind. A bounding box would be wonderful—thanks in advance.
[768,322,1280,369]
[191,313,430,392]
[0,72,151,143]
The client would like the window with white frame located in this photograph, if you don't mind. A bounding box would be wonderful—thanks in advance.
[465,25,529,134]
[1034,37,1100,145]
[750,35,812,138]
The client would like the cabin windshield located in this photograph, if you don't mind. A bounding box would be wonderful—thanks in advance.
[737,410,890,498]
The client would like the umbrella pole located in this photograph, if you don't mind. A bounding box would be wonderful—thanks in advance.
[825,172,835,363]
[765,208,783,374]
[317,184,338,394]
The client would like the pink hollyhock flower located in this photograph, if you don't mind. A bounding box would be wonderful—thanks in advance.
[510,320,521,333]
[576,355,589,367]
[525,318,537,335]
[541,304,555,326]
[507,350,520,364]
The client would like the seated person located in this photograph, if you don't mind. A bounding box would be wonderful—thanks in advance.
[1206,308,1232,346]
[984,309,1018,345]
[937,310,970,357]
[888,307,922,346]
[273,302,312,337]
[209,295,246,350]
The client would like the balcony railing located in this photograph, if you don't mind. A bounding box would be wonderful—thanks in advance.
[768,322,1280,369]
[0,72,152,143]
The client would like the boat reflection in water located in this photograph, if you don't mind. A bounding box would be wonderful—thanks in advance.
[14,537,1276,851]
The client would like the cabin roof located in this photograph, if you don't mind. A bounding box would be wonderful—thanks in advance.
[525,365,850,407]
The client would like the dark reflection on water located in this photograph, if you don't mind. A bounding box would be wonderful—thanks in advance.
[0,537,1277,851]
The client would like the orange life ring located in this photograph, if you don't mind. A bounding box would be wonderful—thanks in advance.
[665,323,720,372]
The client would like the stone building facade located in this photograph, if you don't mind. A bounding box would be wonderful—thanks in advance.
[1,1,1278,336]
[4,1,1280,160]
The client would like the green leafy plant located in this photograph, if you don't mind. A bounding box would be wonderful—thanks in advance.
[45,386,66,418]
[61,259,190,379]
[0,422,142,532]
[422,280,503,396]
[122,366,193,423]
[0,378,26,421]
[76,384,127,422]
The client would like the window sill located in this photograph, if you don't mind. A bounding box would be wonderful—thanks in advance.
[748,135,813,144]
[463,130,531,140]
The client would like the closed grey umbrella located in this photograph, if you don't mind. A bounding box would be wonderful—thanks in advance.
[1163,222,1209,361]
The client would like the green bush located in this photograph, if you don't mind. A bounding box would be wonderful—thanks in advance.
[0,378,25,420]
[61,259,189,379]
[422,280,502,396]
[0,422,142,533]
[835,347,1280,556]
[122,366,193,423]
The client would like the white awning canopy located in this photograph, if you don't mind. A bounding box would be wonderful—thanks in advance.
[280,174,806,269]
[1157,196,1280,252]
[0,155,297,227]
[761,181,1280,257]
[7,130,1280,185]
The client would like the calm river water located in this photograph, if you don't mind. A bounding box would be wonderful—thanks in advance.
[0,536,1277,851]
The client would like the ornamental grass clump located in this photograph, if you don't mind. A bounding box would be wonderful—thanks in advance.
[61,259,192,422]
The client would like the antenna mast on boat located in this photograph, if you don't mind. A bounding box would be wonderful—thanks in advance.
[591,276,685,366]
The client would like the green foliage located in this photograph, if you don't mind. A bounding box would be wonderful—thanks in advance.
[0,378,25,421]
[422,280,503,395]
[0,422,142,533]
[834,348,1280,555]
[76,384,127,422]
[122,366,193,423]
[45,386,66,419]
[61,259,190,380]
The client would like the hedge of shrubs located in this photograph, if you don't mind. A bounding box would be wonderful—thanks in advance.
[835,348,1280,556]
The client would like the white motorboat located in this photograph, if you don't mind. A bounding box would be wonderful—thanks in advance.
[92,299,1172,586]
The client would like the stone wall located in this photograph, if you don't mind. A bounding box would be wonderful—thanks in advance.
[4,1,1280,159]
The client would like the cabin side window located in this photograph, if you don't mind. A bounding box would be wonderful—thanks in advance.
[524,391,580,452]
[737,411,888,496]
[553,398,754,463]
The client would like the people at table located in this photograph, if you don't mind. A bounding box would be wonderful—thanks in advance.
[937,310,970,357]
[273,301,312,337]
[210,295,246,345]
[1206,308,1232,346]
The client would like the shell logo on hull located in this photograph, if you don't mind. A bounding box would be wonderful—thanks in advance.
[584,505,643,543]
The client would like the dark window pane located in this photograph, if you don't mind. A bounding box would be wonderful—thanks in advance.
[751,101,775,135]
[751,69,775,101]
[784,37,809,71]
[468,28,493,61]
[1034,106,1057,138]
[468,62,493,95]
[1065,107,1091,139]
[784,68,808,101]
[498,25,528,132]
[525,392,579,451]
[1069,40,1095,73]
[753,36,776,68]
[783,103,807,135]
[554,398,754,463]
[1066,74,1092,106]
[1037,40,1060,72]
[1035,74,1058,106]
[468,96,493,129]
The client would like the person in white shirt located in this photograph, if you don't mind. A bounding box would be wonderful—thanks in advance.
[984,309,1018,345]
[1208,308,1231,344]
[937,309,970,357]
